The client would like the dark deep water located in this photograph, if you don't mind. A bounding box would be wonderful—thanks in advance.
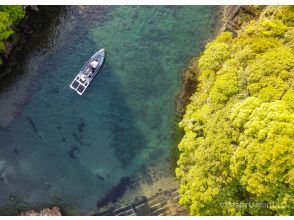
[0,6,218,215]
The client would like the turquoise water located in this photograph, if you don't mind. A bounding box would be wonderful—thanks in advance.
[0,6,217,215]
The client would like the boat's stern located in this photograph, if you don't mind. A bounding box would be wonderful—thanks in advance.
[70,75,87,95]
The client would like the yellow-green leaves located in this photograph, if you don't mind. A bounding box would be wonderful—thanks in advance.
[0,6,25,23]
[198,32,232,73]
[282,89,294,110]
[231,101,294,215]
[0,6,25,64]
[246,46,294,102]
[177,6,294,216]
[209,60,239,106]
[0,12,13,50]
[230,97,261,130]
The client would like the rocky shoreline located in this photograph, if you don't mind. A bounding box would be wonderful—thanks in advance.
[0,6,63,79]
[20,207,62,216]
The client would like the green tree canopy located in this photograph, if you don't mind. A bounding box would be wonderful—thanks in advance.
[0,5,25,64]
[177,6,294,216]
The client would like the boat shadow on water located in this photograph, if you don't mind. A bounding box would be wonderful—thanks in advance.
[90,63,147,169]
[68,62,149,211]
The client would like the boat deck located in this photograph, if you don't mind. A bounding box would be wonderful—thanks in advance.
[70,78,87,95]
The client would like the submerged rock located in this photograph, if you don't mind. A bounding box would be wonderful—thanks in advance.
[68,145,80,159]
[20,207,62,216]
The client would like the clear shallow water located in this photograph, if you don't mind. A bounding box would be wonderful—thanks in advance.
[0,6,217,215]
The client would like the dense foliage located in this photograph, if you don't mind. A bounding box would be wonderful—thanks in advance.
[176,6,294,215]
[0,5,25,64]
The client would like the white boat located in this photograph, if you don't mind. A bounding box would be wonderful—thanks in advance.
[70,49,105,95]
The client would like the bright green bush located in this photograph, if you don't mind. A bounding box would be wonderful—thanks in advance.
[198,32,232,73]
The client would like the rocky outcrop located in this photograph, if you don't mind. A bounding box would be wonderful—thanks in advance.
[20,207,62,216]
[175,58,199,118]
[163,200,188,216]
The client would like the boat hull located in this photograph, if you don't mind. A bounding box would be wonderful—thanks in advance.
[70,49,105,95]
